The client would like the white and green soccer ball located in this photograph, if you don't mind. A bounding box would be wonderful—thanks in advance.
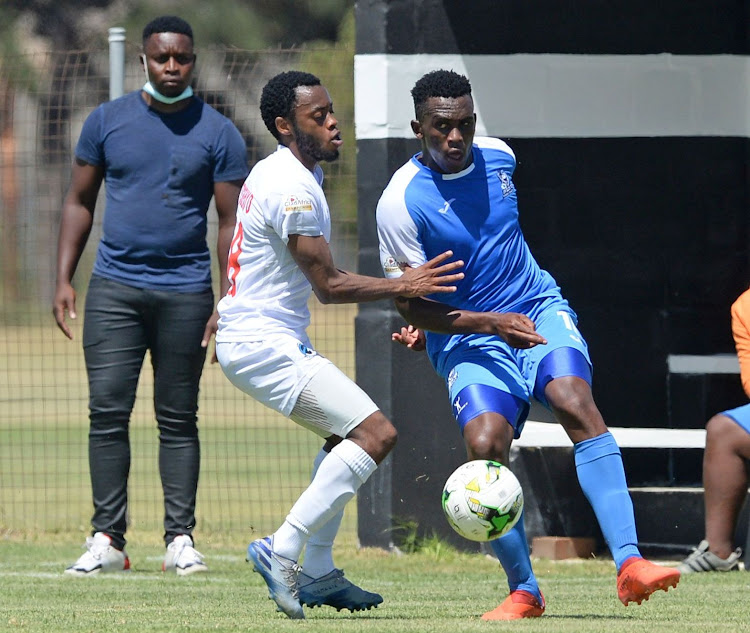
[441,459,524,542]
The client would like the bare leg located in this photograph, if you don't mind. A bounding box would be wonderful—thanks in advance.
[544,376,607,442]
[462,412,514,463]
[703,414,750,559]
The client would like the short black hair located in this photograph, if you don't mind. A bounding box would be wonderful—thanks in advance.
[260,70,321,141]
[142,16,194,44]
[411,70,472,121]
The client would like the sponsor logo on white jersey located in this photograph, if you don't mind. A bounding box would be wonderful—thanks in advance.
[284,195,314,214]
[383,256,402,275]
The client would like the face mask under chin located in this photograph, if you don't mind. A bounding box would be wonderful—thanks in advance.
[142,81,193,104]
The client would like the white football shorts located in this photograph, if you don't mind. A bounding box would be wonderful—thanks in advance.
[216,335,378,438]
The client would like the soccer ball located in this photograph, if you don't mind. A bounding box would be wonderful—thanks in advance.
[441,459,524,542]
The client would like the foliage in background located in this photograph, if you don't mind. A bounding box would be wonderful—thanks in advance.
[0,1,357,321]
[391,517,458,561]
[299,9,357,224]
[1,0,354,50]
[125,0,351,48]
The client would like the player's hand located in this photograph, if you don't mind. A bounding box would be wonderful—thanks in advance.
[392,324,426,351]
[202,310,220,363]
[491,312,547,348]
[399,250,464,297]
[53,282,77,340]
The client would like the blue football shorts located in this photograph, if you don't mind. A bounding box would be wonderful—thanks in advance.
[722,402,750,435]
[442,298,593,438]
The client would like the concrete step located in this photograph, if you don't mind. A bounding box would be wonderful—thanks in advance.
[631,486,750,557]
[631,486,704,555]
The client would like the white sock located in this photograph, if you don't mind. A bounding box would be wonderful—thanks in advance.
[301,447,343,578]
[273,440,376,562]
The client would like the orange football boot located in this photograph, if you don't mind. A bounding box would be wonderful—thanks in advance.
[481,589,545,621]
[617,557,680,606]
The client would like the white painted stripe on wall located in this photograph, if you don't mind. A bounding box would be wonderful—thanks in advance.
[354,54,750,139]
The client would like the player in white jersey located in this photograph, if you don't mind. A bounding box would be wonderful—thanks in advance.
[376,70,680,620]
[215,71,463,619]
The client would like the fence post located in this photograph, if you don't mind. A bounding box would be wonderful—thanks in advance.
[108,27,126,101]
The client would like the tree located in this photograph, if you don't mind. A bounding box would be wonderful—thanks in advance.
[0,0,356,315]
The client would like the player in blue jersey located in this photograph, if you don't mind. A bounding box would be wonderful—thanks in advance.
[376,69,680,620]
[53,16,248,576]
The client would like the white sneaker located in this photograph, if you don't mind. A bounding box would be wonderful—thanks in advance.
[678,540,742,573]
[64,532,130,576]
[163,534,208,576]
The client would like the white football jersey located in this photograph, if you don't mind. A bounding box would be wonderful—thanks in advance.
[216,145,330,342]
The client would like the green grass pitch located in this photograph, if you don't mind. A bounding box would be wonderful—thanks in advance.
[1,537,749,633]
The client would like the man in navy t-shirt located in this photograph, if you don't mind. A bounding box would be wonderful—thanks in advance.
[53,15,248,576]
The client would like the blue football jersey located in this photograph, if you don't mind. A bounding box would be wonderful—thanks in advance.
[377,137,562,367]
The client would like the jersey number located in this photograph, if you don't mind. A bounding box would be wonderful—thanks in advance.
[557,310,582,343]
[226,221,243,297]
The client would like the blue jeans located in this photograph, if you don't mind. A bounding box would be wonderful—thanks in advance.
[82,275,213,549]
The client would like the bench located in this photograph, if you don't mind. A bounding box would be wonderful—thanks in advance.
[515,421,706,449]
[667,353,749,567]
[515,354,738,449]
[668,353,739,375]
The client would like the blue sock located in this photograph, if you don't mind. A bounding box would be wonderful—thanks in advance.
[574,432,641,571]
[489,511,542,601]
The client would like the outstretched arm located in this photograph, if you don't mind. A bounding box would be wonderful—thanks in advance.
[52,158,103,339]
[287,234,464,304]
[394,296,547,349]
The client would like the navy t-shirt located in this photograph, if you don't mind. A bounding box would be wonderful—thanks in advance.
[76,90,248,291]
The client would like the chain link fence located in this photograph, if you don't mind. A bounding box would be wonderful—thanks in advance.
[0,40,360,543]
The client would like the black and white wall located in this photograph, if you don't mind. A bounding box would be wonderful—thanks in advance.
[354,0,750,548]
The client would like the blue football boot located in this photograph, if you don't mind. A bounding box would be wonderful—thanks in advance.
[246,536,304,619]
[298,568,383,612]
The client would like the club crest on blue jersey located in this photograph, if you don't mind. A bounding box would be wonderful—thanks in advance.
[298,343,314,356]
[497,170,514,197]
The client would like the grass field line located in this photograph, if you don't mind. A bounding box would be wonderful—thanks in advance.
[138,554,247,563]
[0,569,237,583]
